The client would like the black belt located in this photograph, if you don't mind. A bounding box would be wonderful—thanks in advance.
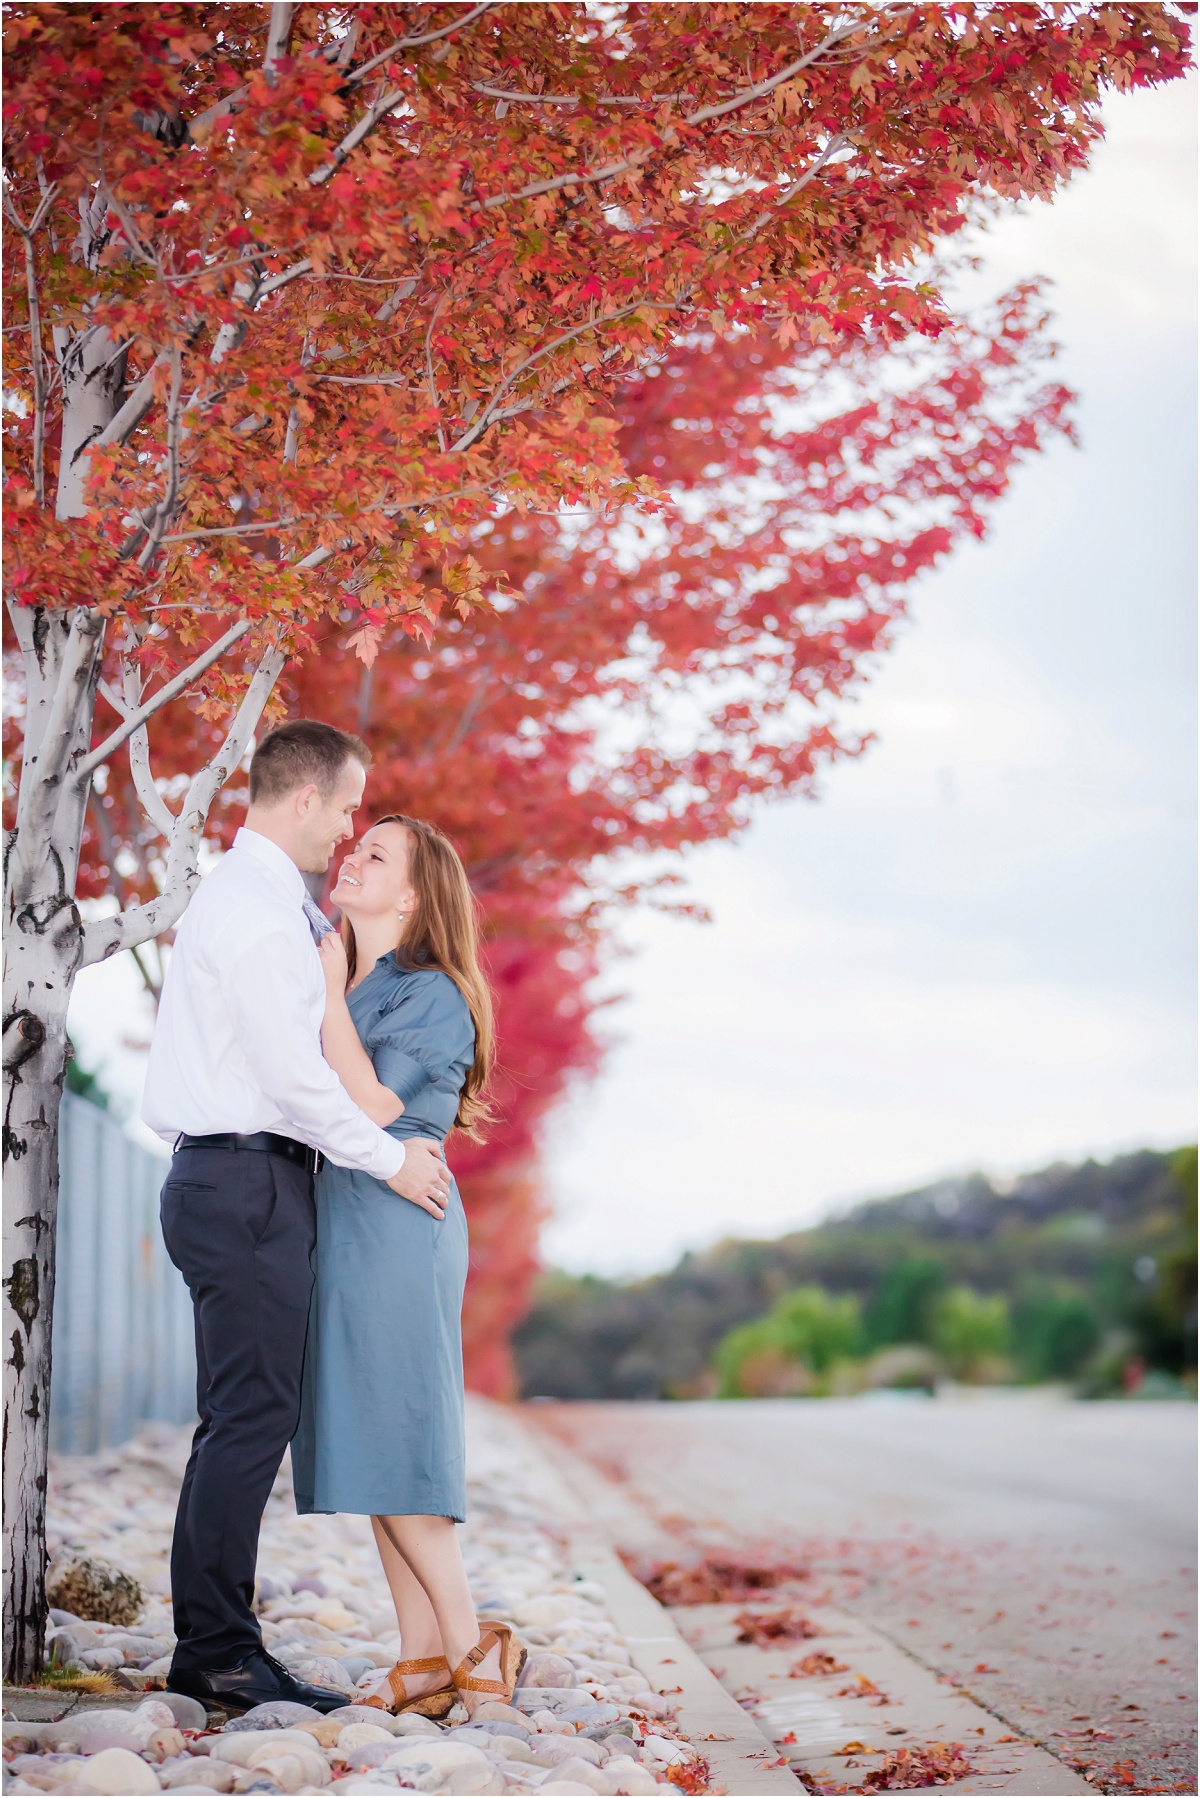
[175,1131,323,1175]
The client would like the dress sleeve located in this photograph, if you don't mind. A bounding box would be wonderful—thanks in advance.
[367,973,475,1106]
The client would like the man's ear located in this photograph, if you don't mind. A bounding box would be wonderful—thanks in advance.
[294,782,321,816]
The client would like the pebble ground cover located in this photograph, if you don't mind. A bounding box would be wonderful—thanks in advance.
[3,1403,705,1796]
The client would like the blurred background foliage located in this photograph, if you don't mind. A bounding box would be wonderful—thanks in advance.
[514,1146,1197,1402]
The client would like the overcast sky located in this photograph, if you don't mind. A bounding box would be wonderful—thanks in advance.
[537,74,1198,1275]
[67,75,1196,1279]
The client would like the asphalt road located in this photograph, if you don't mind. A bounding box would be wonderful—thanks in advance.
[529,1393,1197,1794]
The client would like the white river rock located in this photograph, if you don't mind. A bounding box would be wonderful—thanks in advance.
[11,1399,699,1796]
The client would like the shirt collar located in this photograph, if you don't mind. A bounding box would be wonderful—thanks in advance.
[233,828,306,902]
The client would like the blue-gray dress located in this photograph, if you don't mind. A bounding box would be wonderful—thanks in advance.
[292,952,474,1520]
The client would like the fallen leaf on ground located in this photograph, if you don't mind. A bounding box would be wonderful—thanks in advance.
[665,1753,712,1794]
[861,1742,974,1790]
[792,1652,849,1677]
[735,1607,822,1645]
[837,1674,888,1703]
[625,1552,809,1605]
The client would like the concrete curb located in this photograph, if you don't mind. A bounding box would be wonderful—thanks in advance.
[497,1406,802,1795]
[511,1408,1093,1798]
[672,1601,1094,1798]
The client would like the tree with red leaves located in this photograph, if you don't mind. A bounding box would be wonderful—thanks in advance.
[78,280,1078,1400]
[3,1,1189,1680]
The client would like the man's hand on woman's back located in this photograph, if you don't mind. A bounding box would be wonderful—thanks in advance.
[387,1138,450,1218]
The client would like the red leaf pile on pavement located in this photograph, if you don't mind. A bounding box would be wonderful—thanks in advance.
[861,1742,973,1790]
[838,1674,889,1704]
[735,1607,822,1645]
[664,1754,713,1795]
[792,1652,849,1677]
[629,1554,809,1606]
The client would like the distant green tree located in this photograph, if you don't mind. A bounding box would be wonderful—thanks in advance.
[512,1147,1191,1398]
[932,1286,1010,1378]
[866,1257,947,1348]
[1124,1146,1197,1374]
[1013,1284,1101,1380]
[715,1286,862,1397]
[714,1318,786,1398]
[771,1287,864,1369]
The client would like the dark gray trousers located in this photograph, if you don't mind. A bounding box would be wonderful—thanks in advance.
[160,1142,315,1672]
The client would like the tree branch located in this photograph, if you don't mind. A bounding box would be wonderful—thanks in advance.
[90,352,170,451]
[133,343,184,567]
[161,514,309,543]
[256,257,313,298]
[4,186,57,506]
[469,83,691,107]
[74,618,253,783]
[450,300,673,453]
[97,675,178,839]
[425,291,450,451]
[476,17,867,212]
[308,83,405,185]
[263,2,295,79]
[80,641,288,965]
[740,133,851,242]
[345,3,496,86]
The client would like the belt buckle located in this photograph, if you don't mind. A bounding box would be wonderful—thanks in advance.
[307,1147,323,1177]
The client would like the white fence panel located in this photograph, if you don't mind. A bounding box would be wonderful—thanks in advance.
[51,1093,196,1453]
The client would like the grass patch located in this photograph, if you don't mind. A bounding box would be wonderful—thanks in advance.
[28,1669,122,1695]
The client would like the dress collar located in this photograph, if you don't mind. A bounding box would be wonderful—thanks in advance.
[232,828,306,902]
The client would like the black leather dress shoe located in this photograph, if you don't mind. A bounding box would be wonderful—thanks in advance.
[168,1647,347,1714]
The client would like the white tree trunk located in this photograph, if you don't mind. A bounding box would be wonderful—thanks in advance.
[3,601,102,1682]
[3,914,78,1683]
[2,603,284,1682]
[3,198,286,1676]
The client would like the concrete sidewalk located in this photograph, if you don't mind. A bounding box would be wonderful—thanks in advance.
[518,1406,1096,1797]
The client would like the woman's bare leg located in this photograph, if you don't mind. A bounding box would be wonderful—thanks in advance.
[363,1516,448,1702]
[373,1513,503,1709]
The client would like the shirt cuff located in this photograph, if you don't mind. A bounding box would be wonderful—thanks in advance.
[366,1136,405,1180]
[370,1044,433,1106]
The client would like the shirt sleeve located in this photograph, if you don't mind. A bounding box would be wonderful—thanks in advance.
[222,930,405,1179]
[367,974,476,1105]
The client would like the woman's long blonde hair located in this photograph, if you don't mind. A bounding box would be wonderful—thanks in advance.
[341,814,495,1139]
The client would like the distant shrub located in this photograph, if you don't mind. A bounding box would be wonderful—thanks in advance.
[932,1286,1011,1378]
[862,1344,943,1393]
[715,1286,862,1397]
[865,1257,947,1349]
[1014,1284,1101,1380]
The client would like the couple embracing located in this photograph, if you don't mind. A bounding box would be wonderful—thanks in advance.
[142,719,523,1720]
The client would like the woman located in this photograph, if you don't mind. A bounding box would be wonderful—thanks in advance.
[291,814,524,1718]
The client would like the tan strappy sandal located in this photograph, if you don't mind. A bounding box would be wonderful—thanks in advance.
[451,1620,527,1710]
[359,1653,456,1718]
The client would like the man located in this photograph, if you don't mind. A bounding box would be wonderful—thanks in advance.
[143,719,451,1715]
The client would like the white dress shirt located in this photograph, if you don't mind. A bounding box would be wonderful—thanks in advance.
[142,829,405,1178]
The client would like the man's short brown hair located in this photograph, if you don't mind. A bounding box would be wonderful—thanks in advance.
[249,720,370,805]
